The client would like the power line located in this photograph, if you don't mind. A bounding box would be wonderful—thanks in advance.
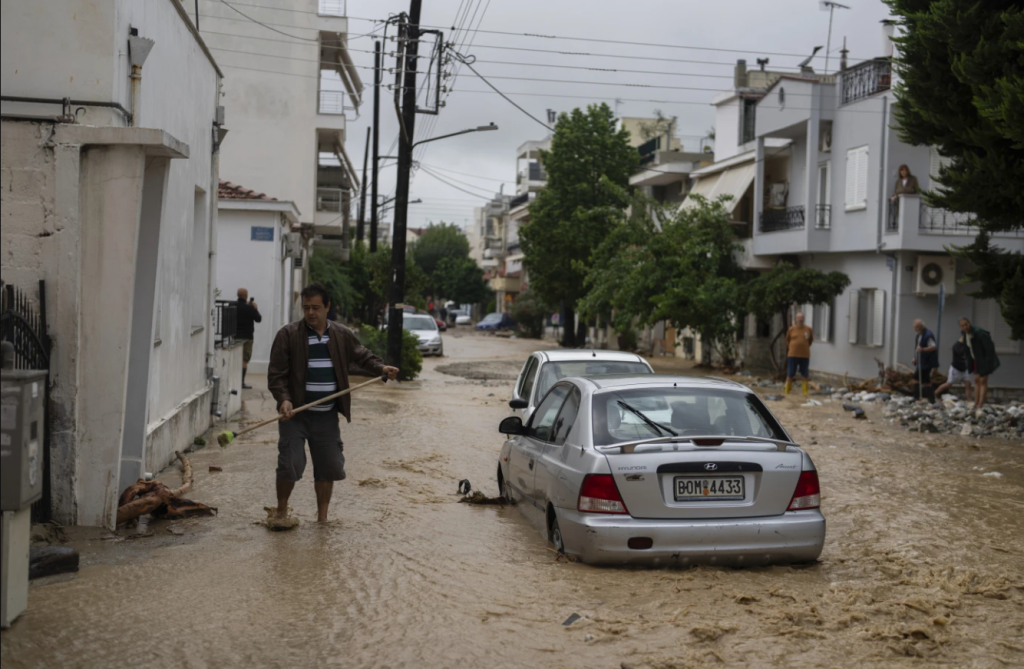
[416,162,511,184]
[418,166,499,199]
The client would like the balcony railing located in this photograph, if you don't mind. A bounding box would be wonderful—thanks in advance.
[318,0,346,16]
[213,300,237,349]
[516,163,546,184]
[508,192,530,209]
[316,187,343,213]
[919,205,978,235]
[318,90,345,115]
[815,204,831,230]
[841,59,891,106]
[886,199,900,232]
[759,206,805,232]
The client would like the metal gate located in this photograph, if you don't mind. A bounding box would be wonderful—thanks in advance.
[1,280,52,522]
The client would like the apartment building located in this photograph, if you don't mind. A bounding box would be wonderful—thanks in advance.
[684,41,1023,388]
[184,0,362,276]
[1,0,226,527]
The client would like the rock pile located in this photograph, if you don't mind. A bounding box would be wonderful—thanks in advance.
[828,388,1023,439]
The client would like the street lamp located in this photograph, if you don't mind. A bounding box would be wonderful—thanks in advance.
[411,123,498,148]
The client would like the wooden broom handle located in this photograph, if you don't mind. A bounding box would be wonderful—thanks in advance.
[233,375,387,438]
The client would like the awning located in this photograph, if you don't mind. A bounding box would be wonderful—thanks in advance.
[712,163,755,214]
[680,162,754,213]
[681,173,721,209]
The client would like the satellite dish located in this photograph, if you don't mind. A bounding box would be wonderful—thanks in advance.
[922,262,944,287]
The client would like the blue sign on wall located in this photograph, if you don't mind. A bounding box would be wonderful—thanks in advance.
[251,226,274,241]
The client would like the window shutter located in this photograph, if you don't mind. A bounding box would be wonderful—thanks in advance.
[856,147,869,207]
[803,304,814,331]
[845,149,857,208]
[848,290,860,344]
[824,161,831,207]
[871,289,886,347]
[819,301,831,343]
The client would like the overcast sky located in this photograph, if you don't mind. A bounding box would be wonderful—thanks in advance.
[343,0,894,233]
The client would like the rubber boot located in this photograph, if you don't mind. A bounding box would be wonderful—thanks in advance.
[802,380,809,396]
[784,380,792,395]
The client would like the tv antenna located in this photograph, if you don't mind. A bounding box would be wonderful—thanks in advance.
[820,1,851,74]
[798,46,823,71]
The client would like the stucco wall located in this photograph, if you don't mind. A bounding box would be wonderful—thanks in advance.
[215,208,289,374]
[714,99,740,161]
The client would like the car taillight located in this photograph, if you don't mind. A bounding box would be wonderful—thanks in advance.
[578,474,629,514]
[787,471,821,511]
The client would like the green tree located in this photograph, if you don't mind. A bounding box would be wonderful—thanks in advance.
[432,255,490,306]
[410,223,471,287]
[520,103,638,347]
[745,264,851,374]
[510,290,553,339]
[887,0,1023,334]
[367,243,429,312]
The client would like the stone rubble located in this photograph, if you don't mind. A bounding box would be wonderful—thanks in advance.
[827,388,1024,440]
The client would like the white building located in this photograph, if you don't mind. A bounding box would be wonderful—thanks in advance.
[184,0,362,259]
[683,39,1023,390]
[1,0,232,527]
[215,181,301,374]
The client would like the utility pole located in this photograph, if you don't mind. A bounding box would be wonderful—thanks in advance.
[357,126,370,244]
[386,1,421,368]
[370,40,382,252]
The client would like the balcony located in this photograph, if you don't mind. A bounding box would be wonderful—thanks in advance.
[318,0,346,16]
[314,187,346,232]
[318,90,346,115]
[815,204,831,230]
[517,163,546,185]
[759,206,805,232]
[841,59,891,106]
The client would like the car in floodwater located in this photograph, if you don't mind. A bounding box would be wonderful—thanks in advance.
[399,314,444,357]
[509,350,654,423]
[476,312,516,331]
[496,375,825,566]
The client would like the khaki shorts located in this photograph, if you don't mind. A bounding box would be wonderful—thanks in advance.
[240,338,254,363]
[276,411,346,482]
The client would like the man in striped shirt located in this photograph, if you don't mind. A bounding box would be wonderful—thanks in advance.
[268,283,399,524]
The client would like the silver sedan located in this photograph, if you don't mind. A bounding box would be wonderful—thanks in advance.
[496,375,825,566]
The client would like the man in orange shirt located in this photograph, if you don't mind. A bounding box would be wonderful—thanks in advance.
[785,312,814,396]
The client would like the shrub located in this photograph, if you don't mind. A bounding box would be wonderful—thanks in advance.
[510,290,550,339]
[357,325,422,381]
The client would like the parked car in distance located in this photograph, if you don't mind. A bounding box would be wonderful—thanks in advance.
[392,313,443,356]
[454,311,472,326]
[434,317,447,332]
[510,350,654,422]
[476,312,516,331]
[496,374,825,566]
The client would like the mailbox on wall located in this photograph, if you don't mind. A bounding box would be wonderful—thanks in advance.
[1,369,46,511]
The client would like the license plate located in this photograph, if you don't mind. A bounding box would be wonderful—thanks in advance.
[674,476,745,501]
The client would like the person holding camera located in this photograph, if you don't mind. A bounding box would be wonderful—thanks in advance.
[236,287,262,389]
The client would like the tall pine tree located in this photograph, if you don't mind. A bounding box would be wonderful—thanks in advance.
[887,0,1023,337]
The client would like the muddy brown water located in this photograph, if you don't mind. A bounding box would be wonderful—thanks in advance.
[2,333,1022,668]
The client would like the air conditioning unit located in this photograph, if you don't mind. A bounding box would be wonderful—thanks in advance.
[914,255,956,295]
[283,232,303,260]
[819,125,832,153]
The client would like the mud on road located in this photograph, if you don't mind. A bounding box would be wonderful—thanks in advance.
[2,333,1022,669]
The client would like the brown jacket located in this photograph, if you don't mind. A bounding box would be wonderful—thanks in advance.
[268,320,385,422]
[893,175,919,197]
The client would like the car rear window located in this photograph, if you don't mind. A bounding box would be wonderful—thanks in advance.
[536,361,650,400]
[591,387,786,446]
[403,315,437,331]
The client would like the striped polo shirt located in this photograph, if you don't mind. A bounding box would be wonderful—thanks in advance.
[305,324,338,412]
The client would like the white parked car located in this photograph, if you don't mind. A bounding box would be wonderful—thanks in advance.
[401,314,443,356]
[509,350,654,422]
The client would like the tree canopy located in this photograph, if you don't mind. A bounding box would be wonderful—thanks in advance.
[433,255,490,306]
[519,103,638,346]
[888,0,1023,335]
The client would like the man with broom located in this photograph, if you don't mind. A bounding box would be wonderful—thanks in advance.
[267,282,398,527]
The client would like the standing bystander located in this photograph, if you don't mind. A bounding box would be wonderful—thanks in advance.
[784,312,814,396]
[235,288,262,389]
[268,283,399,525]
[934,335,974,403]
[958,317,1000,409]
[911,319,939,395]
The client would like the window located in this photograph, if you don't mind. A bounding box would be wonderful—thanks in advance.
[529,385,571,442]
[802,301,833,343]
[844,146,869,211]
[516,357,539,400]
[190,189,209,329]
[974,298,1020,355]
[847,289,885,346]
[741,98,758,145]
[551,387,581,446]
[818,161,831,206]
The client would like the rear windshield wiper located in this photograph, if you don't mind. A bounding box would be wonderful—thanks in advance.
[616,399,677,437]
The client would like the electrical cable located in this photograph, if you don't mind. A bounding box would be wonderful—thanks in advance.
[417,166,500,199]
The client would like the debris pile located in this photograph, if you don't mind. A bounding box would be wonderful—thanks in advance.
[835,392,1023,439]
[844,365,945,396]
[116,452,217,526]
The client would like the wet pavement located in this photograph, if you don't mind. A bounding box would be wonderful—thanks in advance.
[2,332,1022,668]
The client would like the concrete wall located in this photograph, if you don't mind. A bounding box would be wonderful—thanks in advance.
[714,98,740,161]
[211,342,245,421]
[215,208,291,374]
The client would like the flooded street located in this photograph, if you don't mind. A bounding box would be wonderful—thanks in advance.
[2,333,1022,669]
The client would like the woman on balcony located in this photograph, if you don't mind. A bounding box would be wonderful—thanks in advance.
[890,164,919,202]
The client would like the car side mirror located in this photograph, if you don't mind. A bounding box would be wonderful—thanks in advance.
[499,416,525,436]
[508,397,528,410]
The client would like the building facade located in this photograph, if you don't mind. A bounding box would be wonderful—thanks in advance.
[1,0,228,526]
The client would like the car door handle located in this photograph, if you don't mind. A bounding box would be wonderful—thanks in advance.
[528,459,534,470]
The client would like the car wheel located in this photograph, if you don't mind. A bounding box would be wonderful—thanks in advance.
[550,515,566,554]
[498,467,514,504]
